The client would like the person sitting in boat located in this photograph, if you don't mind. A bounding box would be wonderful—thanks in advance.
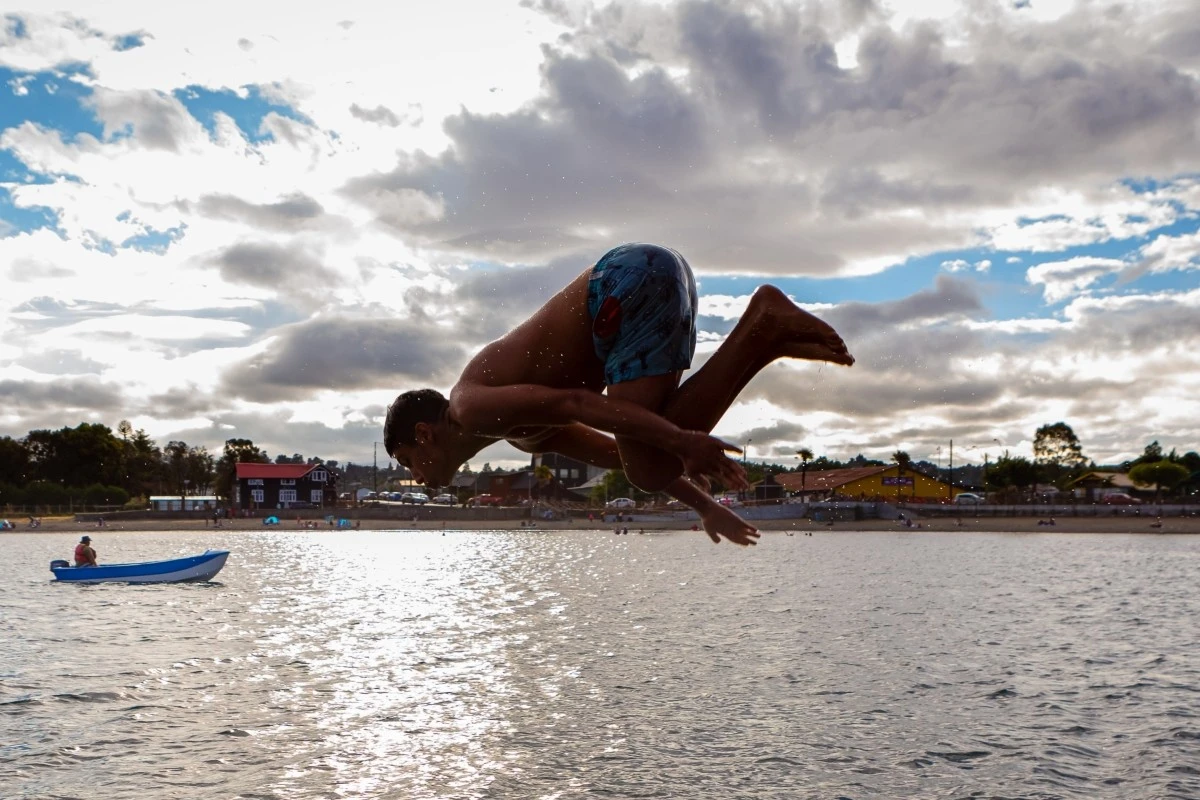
[73,535,98,567]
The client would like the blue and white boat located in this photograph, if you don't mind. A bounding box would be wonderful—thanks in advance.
[49,550,230,584]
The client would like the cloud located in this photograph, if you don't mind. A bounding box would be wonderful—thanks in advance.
[2,1,1199,470]
[193,193,336,233]
[218,316,466,403]
[339,0,1200,279]
[1026,256,1126,303]
[348,102,423,128]
[0,376,125,413]
[86,86,203,151]
[210,240,342,308]
[827,274,985,339]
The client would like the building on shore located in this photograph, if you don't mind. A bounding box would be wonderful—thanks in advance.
[775,465,955,503]
[234,462,337,511]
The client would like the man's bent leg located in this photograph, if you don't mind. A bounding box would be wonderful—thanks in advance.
[610,285,853,485]
[665,285,851,433]
[605,372,683,492]
[605,374,759,546]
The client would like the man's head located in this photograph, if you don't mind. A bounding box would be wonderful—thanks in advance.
[383,389,452,486]
[80,535,91,543]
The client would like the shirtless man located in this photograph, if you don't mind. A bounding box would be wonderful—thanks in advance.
[384,243,853,545]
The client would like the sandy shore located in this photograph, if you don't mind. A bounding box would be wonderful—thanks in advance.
[8,513,1198,536]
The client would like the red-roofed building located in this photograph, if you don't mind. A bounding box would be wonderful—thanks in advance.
[235,462,337,510]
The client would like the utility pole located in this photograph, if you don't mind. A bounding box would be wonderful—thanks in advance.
[742,438,752,501]
[373,442,378,497]
[948,439,954,500]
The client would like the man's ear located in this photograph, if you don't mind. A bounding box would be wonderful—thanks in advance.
[414,421,433,444]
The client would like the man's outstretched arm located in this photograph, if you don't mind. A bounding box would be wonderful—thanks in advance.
[519,424,759,546]
[451,382,748,489]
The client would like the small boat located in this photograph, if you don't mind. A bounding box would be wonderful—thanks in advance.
[49,550,230,584]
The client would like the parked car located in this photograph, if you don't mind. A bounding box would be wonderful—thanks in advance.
[605,497,636,509]
[954,492,984,504]
[400,492,429,505]
[469,494,503,507]
[430,494,457,505]
[1102,492,1143,505]
[716,494,742,508]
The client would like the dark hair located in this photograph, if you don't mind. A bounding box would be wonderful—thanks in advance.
[383,389,449,455]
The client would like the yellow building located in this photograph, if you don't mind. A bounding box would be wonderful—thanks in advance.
[775,465,955,503]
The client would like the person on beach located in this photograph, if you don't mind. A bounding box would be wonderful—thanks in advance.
[74,535,97,567]
[384,243,853,546]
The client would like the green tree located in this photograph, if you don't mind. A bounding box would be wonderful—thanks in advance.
[24,423,123,488]
[23,480,70,508]
[892,450,912,500]
[83,483,130,508]
[122,428,163,498]
[214,438,269,500]
[1033,422,1086,485]
[0,436,29,486]
[533,464,553,500]
[796,448,813,493]
[1128,460,1189,502]
[187,446,216,494]
[164,440,190,495]
[591,469,633,505]
[988,455,1040,502]
[0,481,25,507]
[1139,440,1164,464]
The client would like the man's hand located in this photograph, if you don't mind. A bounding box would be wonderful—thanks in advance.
[676,431,749,490]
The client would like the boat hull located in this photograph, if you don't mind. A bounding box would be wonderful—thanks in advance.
[51,550,230,584]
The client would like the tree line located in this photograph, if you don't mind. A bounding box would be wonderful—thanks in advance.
[2,418,1196,511]
[0,421,281,510]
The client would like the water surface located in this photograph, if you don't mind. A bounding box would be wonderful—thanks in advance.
[2,529,1197,799]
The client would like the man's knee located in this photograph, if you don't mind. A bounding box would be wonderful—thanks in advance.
[623,458,677,493]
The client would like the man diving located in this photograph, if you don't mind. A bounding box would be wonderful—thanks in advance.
[384,243,853,545]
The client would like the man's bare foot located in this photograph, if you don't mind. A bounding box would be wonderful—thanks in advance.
[699,502,760,546]
[747,285,854,366]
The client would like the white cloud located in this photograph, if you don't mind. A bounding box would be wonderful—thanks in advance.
[1139,228,1200,272]
[1026,256,1127,303]
[1,0,1199,469]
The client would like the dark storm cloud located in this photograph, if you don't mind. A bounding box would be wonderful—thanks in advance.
[194,193,339,233]
[415,251,594,342]
[735,419,813,456]
[826,274,986,339]
[15,348,108,375]
[212,241,341,297]
[219,316,466,403]
[140,384,222,418]
[349,103,406,127]
[341,0,1200,275]
[0,377,124,412]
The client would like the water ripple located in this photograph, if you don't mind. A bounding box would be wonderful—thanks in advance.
[1,530,1198,798]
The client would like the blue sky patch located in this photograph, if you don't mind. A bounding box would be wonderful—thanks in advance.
[113,32,147,51]
[0,67,103,146]
[0,185,59,237]
[173,84,310,143]
[120,223,187,254]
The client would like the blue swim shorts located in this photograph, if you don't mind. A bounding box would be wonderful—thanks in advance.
[586,243,698,385]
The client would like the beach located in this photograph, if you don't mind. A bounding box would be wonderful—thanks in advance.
[11,511,1198,536]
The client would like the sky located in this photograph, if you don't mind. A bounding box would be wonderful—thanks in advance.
[1,0,1198,474]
